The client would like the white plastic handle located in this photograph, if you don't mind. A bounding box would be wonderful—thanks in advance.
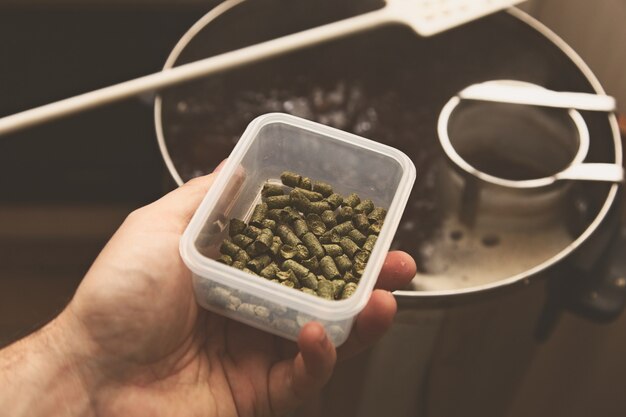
[459,81,617,112]
[556,163,624,183]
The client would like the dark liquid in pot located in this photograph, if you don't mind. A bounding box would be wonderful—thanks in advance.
[461,149,556,180]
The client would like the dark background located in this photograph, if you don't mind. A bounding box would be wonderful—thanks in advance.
[0,4,217,344]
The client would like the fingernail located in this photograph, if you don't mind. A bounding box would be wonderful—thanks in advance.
[318,330,330,349]
[214,159,227,173]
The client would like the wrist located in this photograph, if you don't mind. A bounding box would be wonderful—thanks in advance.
[0,314,95,417]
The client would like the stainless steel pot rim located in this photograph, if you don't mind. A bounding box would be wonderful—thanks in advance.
[437,87,590,189]
[154,2,622,299]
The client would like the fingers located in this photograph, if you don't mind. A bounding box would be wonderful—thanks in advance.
[337,289,397,359]
[336,250,414,359]
[269,322,336,415]
[375,251,416,291]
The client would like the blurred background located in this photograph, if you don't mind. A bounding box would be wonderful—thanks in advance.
[0,1,625,416]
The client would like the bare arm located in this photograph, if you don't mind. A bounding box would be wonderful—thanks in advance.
[0,318,92,417]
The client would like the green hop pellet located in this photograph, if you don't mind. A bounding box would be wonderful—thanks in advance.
[331,279,346,299]
[354,250,370,264]
[368,220,383,235]
[247,254,271,273]
[249,203,268,227]
[354,199,374,215]
[243,225,262,239]
[299,176,313,190]
[220,239,241,257]
[301,256,319,271]
[347,229,367,246]
[352,213,370,233]
[273,318,299,333]
[302,232,325,259]
[279,244,298,260]
[305,213,327,236]
[217,254,233,265]
[321,210,338,228]
[281,171,301,188]
[277,224,301,247]
[262,183,284,198]
[282,259,310,279]
[266,195,291,209]
[290,193,311,213]
[260,262,280,279]
[317,279,334,300]
[232,260,246,270]
[336,206,354,223]
[319,229,341,244]
[353,262,365,277]
[237,303,257,317]
[293,219,309,238]
[368,207,387,223]
[323,244,343,257]
[229,218,247,237]
[294,243,311,261]
[325,193,343,210]
[254,228,274,253]
[227,295,242,311]
[269,236,282,256]
[242,267,258,276]
[254,305,271,320]
[341,282,358,299]
[339,237,360,258]
[296,313,313,327]
[342,193,361,208]
[276,269,298,285]
[308,201,332,215]
[301,272,319,290]
[291,187,323,202]
[232,234,253,249]
[266,209,282,222]
[320,256,341,280]
[207,287,231,307]
[353,251,370,276]
[334,255,353,273]
[343,271,359,283]
[333,221,355,236]
[245,242,263,257]
[300,287,317,296]
[363,235,377,252]
[280,206,302,222]
[312,181,333,197]
[261,218,277,232]
[234,250,250,264]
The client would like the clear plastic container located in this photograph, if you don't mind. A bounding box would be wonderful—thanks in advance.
[180,113,415,346]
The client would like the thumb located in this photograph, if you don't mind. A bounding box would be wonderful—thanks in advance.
[148,161,228,228]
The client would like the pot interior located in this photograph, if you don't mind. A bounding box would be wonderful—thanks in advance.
[158,0,617,292]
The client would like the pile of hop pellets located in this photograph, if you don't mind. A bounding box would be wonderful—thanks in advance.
[217,171,386,300]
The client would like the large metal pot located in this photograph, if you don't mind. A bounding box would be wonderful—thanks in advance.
[154,1,624,415]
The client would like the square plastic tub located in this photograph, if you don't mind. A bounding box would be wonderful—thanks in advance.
[180,113,415,346]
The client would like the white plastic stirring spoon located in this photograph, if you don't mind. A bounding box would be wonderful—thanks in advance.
[0,0,525,137]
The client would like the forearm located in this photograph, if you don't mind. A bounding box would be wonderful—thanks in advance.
[0,317,93,417]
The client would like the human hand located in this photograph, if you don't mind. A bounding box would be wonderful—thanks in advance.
[2,167,416,417]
